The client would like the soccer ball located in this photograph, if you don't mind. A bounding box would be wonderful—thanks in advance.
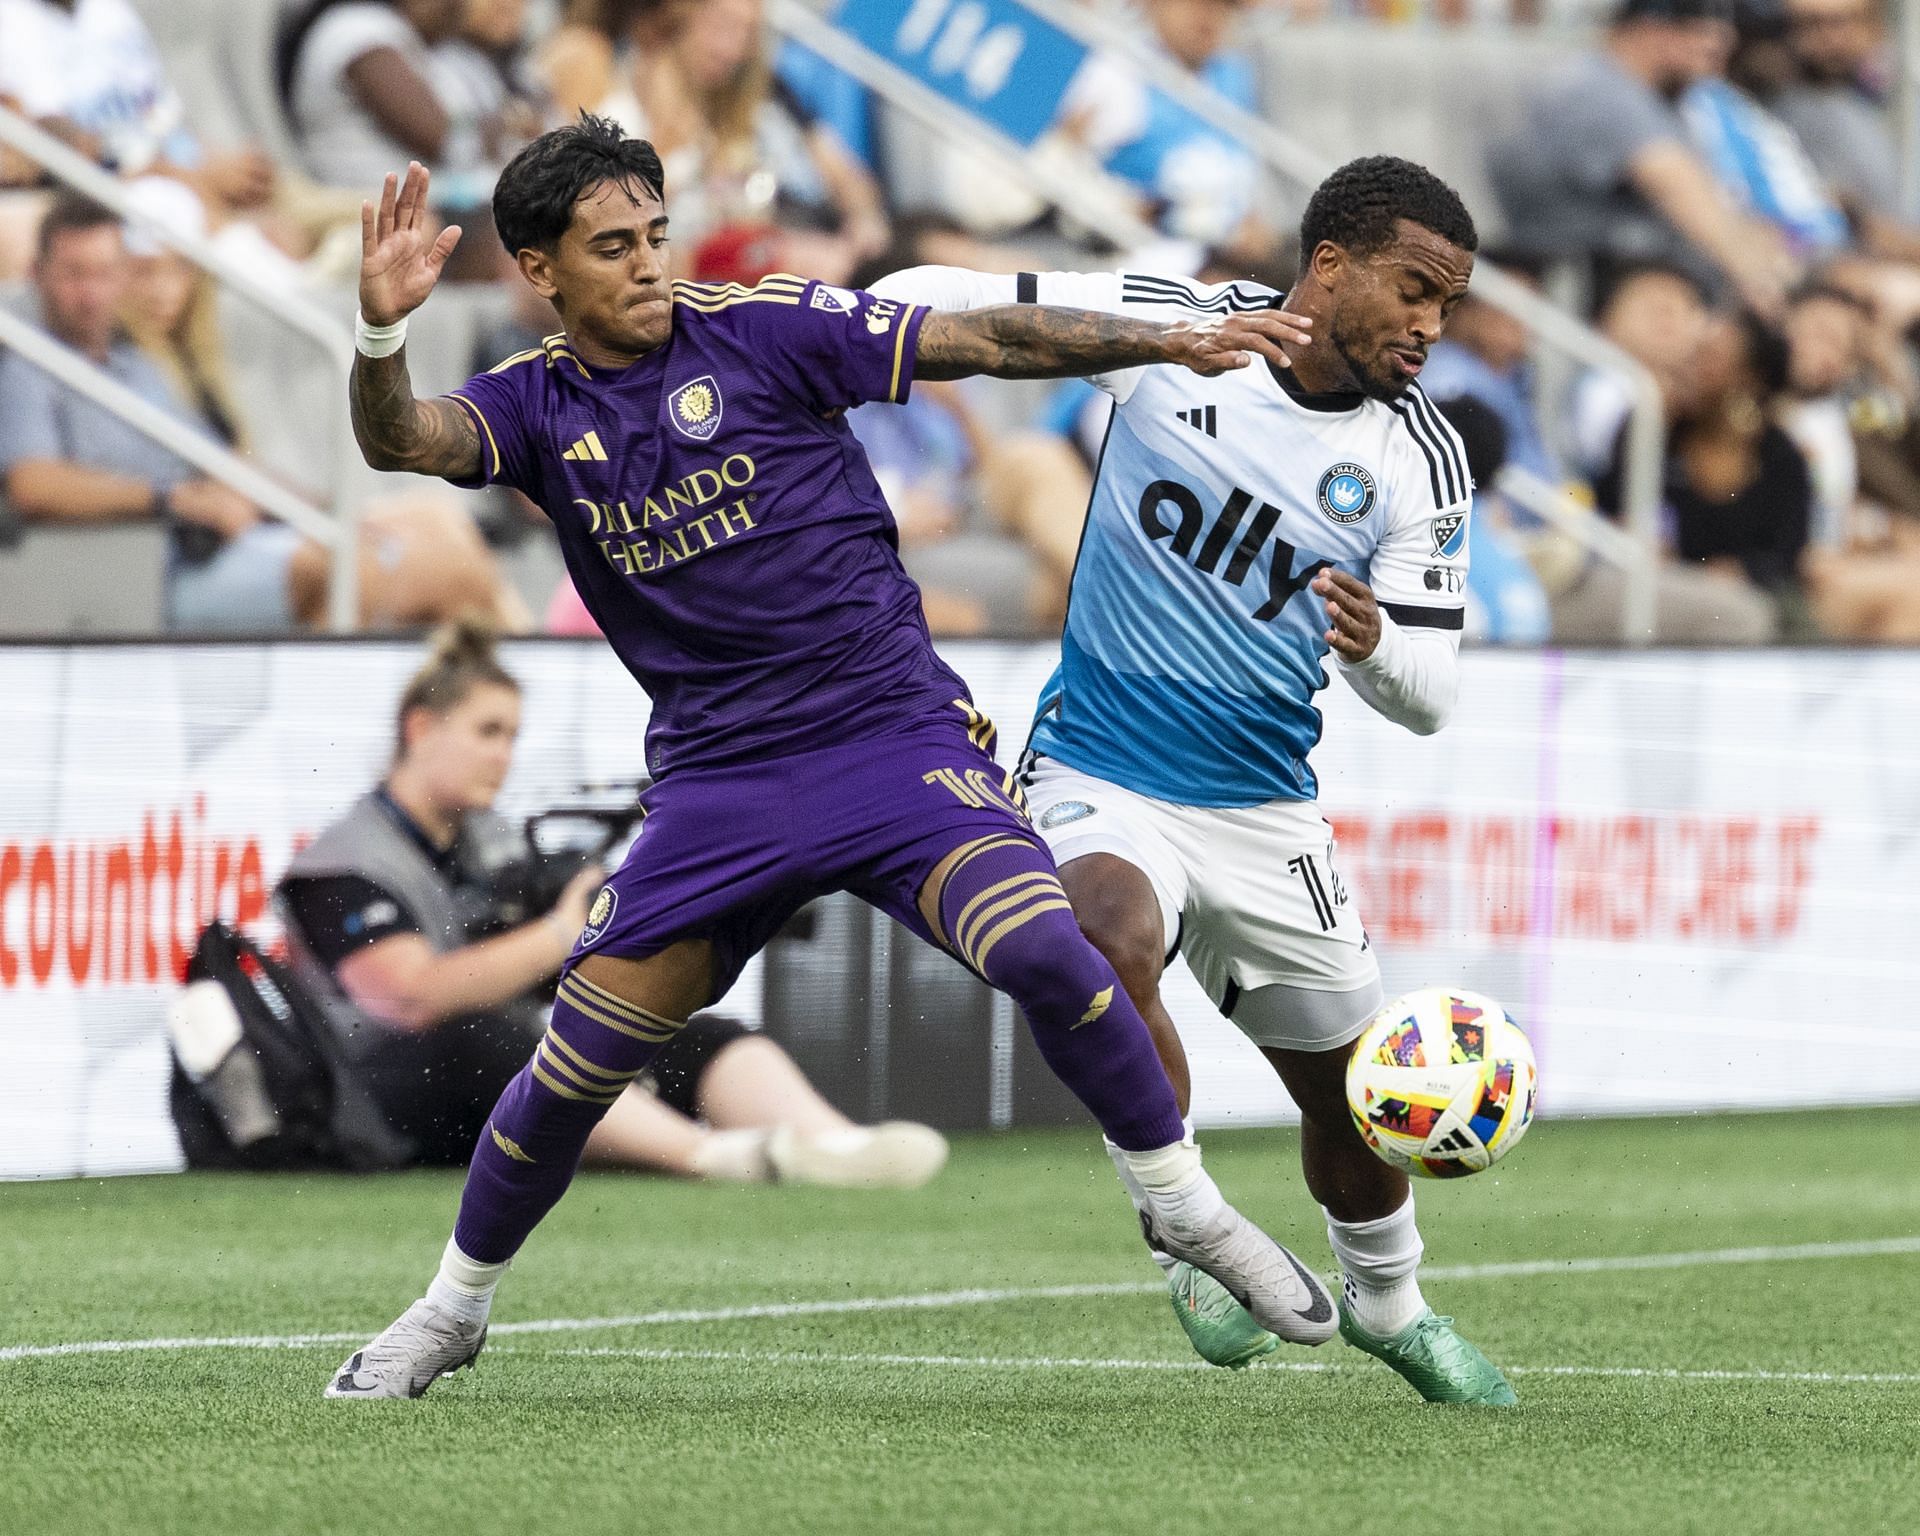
[1345,987,1537,1178]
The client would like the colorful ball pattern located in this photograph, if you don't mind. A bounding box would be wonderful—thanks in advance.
[1345,987,1537,1178]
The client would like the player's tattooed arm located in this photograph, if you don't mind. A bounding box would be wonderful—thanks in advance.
[352,159,480,478]
[913,305,1311,382]
[350,352,482,479]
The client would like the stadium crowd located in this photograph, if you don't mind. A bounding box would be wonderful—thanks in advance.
[3,0,1920,641]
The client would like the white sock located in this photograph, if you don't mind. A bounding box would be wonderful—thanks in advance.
[1105,1118,1200,1274]
[1117,1124,1226,1246]
[688,1127,775,1182]
[1104,1138,1176,1274]
[1326,1195,1426,1336]
[425,1237,508,1327]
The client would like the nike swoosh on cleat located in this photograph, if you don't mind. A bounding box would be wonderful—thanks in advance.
[1278,1247,1334,1324]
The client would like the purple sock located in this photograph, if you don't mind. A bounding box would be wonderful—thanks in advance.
[935,836,1183,1151]
[451,968,680,1264]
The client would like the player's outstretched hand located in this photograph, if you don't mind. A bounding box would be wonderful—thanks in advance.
[360,162,462,327]
[1314,567,1381,662]
[1164,309,1312,376]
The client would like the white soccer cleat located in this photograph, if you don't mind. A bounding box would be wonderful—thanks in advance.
[766,1121,950,1189]
[1145,1204,1338,1346]
[323,1298,487,1400]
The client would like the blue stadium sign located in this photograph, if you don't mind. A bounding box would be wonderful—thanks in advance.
[832,0,1088,146]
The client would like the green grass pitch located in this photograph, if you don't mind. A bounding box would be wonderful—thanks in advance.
[3,1107,1917,1536]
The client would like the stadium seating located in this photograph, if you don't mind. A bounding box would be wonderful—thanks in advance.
[0,516,168,635]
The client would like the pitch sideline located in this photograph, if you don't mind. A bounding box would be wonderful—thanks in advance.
[2,1234,1915,1364]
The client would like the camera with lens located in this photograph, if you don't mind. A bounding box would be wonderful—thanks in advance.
[456,780,650,940]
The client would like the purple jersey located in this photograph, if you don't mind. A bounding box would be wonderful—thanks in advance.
[446,274,970,776]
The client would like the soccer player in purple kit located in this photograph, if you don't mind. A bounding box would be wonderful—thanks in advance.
[325,117,1335,1399]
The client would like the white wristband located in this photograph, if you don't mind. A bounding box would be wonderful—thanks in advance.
[354,310,409,358]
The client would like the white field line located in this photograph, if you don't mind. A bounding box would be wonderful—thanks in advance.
[2,1234,1915,1365]
[511,1344,1920,1388]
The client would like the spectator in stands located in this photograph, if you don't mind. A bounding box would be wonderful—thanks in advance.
[279,0,528,263]
[1432,397,1553,644]
[1778,282,1868,543]
[1054,0,1281,260]
[429,0,551,186]
[550,0,888,274]
[277,619,948,1184]
[1488,0,1800,318]
[1552,262,1779,640]
[1686,5,1920,333]
[1566,260,1718,480]
[117,178,251,458]
[1682,6,1853,260]
[1419,251,1563,485]
[1774,0,1909,248]
[0,191,297,631]
[538,0,653,121]
[1597,307,1813,627]
[0,191,522,633]
[0,0,277,212]
[1781,283,1920,637]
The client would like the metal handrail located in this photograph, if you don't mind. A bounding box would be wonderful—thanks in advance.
[0,309,343,546]
[770,0,1160,248]
[1900,0,1920,221]
[1501,466,1654,570]
[816,0,1666,641]
[0,105,363,629]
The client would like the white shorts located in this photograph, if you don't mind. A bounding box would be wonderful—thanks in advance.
[1023,756,1382,1052]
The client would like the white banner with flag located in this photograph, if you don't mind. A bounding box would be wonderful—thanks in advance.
[1,640,1916,1179]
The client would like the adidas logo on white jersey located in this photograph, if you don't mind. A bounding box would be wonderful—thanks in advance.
[1174,405,1217,438]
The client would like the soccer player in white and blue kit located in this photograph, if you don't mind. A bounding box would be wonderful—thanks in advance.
[876,157,1514,1404]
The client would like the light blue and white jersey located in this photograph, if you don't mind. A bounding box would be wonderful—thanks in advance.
[873,266,1473,809]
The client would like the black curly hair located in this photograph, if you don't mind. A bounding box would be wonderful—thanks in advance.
[1298,156,1478,265]
[492,114,667,256]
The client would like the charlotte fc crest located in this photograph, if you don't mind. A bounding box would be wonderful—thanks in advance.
[669,375,723,440]
[1317,462,1376,524]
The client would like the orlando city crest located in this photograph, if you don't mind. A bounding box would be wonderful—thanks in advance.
[668,375,723,441]
[1317,462,1376,524]
[581,884,617,944]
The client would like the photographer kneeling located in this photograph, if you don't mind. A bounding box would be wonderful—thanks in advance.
[277,622,946,1187]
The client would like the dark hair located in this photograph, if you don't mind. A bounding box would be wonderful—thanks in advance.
[1435,394,1510,488]
[36,191,120,261]
[1733,309,1791,397]
[1612,0,1734,25]
[846,211,972,293]
[492,114,667,256]
[1298,156,1478,266]
[1590,255,1712,320]
[394,618,519,762]
[1789,279,1871,316]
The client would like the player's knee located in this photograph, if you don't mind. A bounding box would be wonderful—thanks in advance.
[1073,904,1164,1004]
[1058,855,1166,1001]
[977,904,1120,1027]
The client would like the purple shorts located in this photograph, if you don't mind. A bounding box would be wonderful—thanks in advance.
[572,720,1038,1004]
